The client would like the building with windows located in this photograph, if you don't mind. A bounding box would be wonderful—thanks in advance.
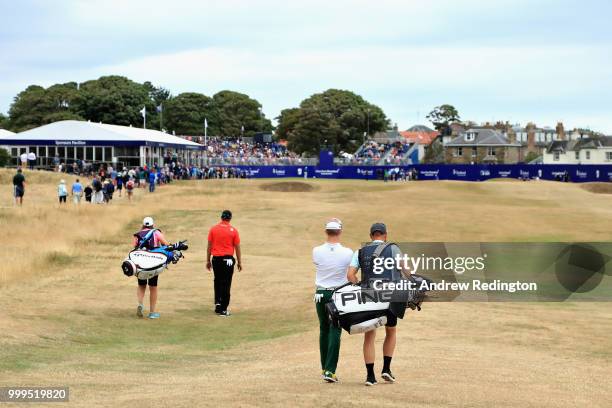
[444,128,522,164]
[0,120,204,168]
[543,137,612,164]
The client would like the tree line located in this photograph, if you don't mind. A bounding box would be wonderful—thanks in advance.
[0,75,273,138]
[0,74,461,156]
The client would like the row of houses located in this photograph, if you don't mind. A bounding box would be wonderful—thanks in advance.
[440,122,610,165]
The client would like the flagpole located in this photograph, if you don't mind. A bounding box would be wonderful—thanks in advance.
[205,118,208,145]
[160,103,163,131]
[143,110,146,129]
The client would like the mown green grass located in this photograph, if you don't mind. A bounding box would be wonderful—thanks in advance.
[0,307,309,372]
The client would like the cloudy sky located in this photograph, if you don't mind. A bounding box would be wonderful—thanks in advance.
[1,0,611,132]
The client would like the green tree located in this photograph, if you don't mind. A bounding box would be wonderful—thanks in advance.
[212,90,271,137]
[285,89,388,155]
[0,113,7,129]
[275,108,300,140]
[422,138,445,164]
[524,151,540,163]
[143,81,172,131]
[9,84,74,132]
[0,147,9,166]
[73,76,150,127]
[426,104,460,136]
[163,92,215,135]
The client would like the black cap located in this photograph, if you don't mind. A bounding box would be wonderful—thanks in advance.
[370,222,387,235]
[221,210,232,220]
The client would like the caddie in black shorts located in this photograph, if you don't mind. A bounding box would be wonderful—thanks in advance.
[138,276,158,287]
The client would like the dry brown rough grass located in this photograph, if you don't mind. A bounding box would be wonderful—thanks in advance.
[0,171,611,407]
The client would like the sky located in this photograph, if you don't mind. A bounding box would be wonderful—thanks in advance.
[1,0,611,133]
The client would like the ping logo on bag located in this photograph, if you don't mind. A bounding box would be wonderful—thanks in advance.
[339,290,393,306]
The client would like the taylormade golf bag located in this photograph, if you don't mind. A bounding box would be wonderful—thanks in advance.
[326,274,430,335]
[121,241,188,280]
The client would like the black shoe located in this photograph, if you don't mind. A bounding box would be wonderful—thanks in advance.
[381,370,395,383]
[365,375,377,386]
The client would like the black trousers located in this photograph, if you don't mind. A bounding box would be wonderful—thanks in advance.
[212,256,235,312]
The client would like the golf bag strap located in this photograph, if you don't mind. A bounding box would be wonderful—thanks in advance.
[373,242,397,258]
[136,229,159,249]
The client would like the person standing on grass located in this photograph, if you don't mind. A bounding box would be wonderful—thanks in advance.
[12,168,26,206]
[206,210,242,316]
[313,218,353,383]
[58,179,68,205]
[347,222,403,386]
[92,176,103,204]
[20,152,28,170]
[116,173,123,197]
[72,178,83,204]
[27,151,36,170]
[126,178,135,202]
[84,184,93,203]
[148,169,156,193]
[133,217,169,319]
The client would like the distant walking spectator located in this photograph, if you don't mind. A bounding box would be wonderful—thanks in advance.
[72,179,83,204]
[58,180,68,204]
[148,171,156,193]
[103,179,115,203]
[84,184,93,203]
[126,178,135,202]
[139,169,146,187]
[13,168,26,206]
[27,151,36,170]
[92,176,104,204]
[116,175,123,197]
[20,152,28,169]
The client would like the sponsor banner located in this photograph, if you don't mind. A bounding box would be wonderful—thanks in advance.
[209,164,612,182]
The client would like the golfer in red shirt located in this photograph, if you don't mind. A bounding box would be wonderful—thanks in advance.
[207,210,242,316]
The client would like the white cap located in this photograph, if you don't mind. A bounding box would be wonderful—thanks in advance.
[325,218,342,230]
[143,217,154,227]
[60,179,65,184]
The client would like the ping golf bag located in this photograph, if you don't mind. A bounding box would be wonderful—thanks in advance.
[326,274,430,335]
[121,241,188,280]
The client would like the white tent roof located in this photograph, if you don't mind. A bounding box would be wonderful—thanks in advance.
[2,120,203,149]
[0,129,15,137]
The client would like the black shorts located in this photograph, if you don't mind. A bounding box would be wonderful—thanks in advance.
[386,313,397,327]
[138,275,158,287]
[14,186,24,198]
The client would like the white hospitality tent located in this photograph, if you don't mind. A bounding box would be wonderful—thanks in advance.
[0,120,205,168]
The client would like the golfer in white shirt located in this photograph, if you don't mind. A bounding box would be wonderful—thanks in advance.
[313,218,353,383]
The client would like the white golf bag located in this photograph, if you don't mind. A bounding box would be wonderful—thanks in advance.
[326,274,430,335]
[121,241,188,280]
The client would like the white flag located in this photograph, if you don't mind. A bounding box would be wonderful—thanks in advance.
[140,107,146,118]
[204,118,208,128]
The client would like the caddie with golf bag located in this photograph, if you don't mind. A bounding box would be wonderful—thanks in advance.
[341,222,428,386]
[121,216,188,319]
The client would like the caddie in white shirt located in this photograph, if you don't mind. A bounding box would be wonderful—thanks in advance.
[313,218,353,383]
